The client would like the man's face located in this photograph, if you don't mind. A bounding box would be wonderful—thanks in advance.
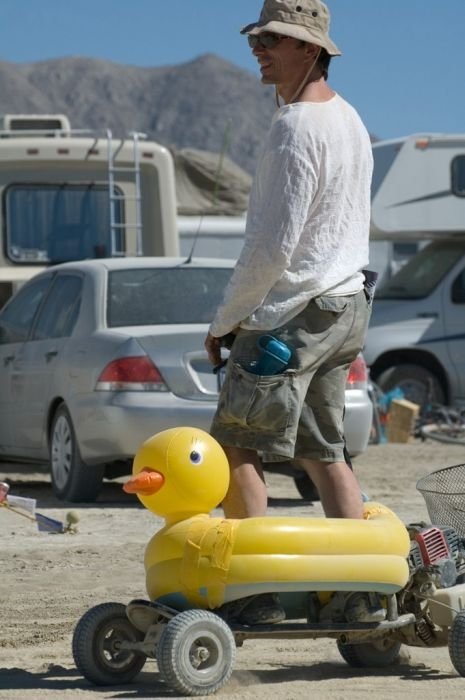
[249,33,313,86]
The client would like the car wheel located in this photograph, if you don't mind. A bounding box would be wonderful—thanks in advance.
[375,363,445,409]
[50,403,104,502]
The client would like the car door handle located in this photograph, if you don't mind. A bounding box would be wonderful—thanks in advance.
[3,354,14,366]
[416,312,438,319]
[45,350,58,361]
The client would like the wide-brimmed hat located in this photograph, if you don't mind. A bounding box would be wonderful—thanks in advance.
[241,0,341,57]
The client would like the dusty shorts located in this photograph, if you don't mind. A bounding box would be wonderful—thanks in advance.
[210,290,371,462]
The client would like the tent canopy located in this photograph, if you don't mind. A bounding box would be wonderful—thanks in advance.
[172,147,252,216]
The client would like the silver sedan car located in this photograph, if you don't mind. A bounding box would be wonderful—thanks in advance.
[0,258,373,502]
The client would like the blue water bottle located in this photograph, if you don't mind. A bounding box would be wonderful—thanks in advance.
[248,335,292,375]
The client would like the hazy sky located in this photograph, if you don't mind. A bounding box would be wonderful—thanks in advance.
[1,0,464,141]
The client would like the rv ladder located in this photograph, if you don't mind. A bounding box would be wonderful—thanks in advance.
[106,130,147,256]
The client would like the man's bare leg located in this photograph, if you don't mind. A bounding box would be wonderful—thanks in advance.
[298,458,364,518]
[221,446,267,518]
[219,445,285,624]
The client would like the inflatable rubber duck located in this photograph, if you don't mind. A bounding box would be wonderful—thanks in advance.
[123,427,410,612]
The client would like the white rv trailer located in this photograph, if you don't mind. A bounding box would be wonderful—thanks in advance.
[371,133,465,240]
[0,114,178,307]
[365,134,465,408]
[364,133,465,282]
[178,214,247,259]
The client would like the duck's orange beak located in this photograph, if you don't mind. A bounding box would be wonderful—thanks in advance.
[123,468,165,495]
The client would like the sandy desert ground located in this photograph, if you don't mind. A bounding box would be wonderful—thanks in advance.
[1,438,465,699]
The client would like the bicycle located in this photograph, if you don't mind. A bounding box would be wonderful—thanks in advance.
[417,404,465,446]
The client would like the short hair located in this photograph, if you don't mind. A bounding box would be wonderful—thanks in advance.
[317,48,331,80]
[298,42,332,80]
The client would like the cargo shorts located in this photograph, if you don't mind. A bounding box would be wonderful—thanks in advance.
[210,290,371,462]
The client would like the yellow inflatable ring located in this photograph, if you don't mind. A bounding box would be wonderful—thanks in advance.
[145,504,410,609]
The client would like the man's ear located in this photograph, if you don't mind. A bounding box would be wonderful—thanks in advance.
[304,43,320,62]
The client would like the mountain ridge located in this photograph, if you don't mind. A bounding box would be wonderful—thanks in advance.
[0,54,378,175]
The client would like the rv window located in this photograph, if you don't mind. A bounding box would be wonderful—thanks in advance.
[392,242,419,258]
[4,184,124,264]
[376,240,465,300]
[451,156,465,197]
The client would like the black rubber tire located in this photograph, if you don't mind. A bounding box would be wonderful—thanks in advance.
[375,363,445,409]
[337,637,401,668]
[449,611,465,676]
[293,474,320,501]
[72,602,146,685]
[50,403,104,502]
[157,609,236,696]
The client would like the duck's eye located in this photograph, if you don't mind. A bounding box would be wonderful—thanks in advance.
[189,450,203,465]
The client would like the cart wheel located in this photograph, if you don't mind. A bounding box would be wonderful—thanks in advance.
[157,609,236,696]
[449,611,465,676]
[337,637,401,667]
[72,602,146,685]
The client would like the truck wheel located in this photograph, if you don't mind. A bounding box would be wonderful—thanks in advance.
[50,403,104,502]
[73,602,146,685]
[157,609,236,696]
[376,364,445,409]
[337,637,401,667]
[449,611,465,676]
[293,474,320,501]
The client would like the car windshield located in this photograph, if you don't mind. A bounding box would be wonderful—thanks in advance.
[107,266,233,326]
[375,240,465,300]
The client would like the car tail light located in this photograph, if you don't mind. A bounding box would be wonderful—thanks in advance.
[96,356,168,392]
[346,355,368,387]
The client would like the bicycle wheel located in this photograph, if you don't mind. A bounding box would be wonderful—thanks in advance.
[420,423,465,445]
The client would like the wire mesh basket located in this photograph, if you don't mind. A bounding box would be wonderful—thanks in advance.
[417,464,465,538]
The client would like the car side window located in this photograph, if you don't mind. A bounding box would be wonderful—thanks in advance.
[451,268,465,304]
[0,276,51,344]
[32,275,83,340]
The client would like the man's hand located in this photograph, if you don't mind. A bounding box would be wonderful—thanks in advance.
[205,332,222,367]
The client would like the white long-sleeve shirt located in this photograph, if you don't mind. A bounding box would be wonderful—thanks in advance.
[209,93,373,339]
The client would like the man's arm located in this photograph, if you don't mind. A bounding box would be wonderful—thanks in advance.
[210,159,318,338]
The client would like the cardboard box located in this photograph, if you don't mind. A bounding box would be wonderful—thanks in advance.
[386,398,420,443]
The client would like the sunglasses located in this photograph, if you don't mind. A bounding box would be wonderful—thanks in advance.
[247,32,286,50]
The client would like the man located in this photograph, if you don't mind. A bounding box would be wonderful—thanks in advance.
[205,0,374,623]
